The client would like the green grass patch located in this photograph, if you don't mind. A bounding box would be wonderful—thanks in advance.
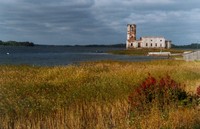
[108,48,186,56]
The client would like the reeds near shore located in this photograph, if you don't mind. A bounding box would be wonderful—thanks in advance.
[0,60,200,128]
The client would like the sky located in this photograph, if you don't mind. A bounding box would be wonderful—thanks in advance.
[0,0,200,45]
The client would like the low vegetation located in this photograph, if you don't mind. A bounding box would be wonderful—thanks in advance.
[109,48,186,56]
[0,60,200,128]
[129,74,199,128]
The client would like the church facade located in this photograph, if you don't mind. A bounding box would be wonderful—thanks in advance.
[126,24,171,49]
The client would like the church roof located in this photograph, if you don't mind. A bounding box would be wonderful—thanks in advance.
[141,36,165,38]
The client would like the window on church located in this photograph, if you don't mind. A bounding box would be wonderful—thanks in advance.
[151,43,152,47]
[146,43,148,46]
[138,43,141,47]
[155,43,157,47]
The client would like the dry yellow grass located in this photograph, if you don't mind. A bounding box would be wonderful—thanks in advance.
[0,60,200,128]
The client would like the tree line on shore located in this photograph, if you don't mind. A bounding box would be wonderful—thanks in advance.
[0,39,199,49]
[172,43,200,49]
[0,40,34,46]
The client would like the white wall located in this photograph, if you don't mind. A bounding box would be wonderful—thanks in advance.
[141,37,165,48]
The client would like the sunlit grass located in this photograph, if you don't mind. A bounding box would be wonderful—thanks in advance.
[0,60,200,128]
[108,48,186,57]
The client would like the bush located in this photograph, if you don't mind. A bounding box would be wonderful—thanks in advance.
[197,86,200,106]
[197,86,200,96]
[128,74,193,113]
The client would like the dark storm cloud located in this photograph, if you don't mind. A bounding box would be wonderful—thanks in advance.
[0,0,104,44]
[0,0,200,45]
[92,0,200,44]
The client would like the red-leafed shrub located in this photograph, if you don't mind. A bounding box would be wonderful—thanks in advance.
[128,74,188,113]
[197,86,200,96]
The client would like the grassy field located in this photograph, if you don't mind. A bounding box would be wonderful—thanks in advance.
[108,48,187,56]
[0,60,200,129]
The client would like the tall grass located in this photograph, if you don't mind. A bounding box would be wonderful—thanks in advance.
[0,60,200,128]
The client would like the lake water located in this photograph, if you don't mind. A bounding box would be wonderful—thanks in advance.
[0,46,167,66]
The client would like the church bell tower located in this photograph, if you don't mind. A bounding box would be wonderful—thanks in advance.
[126,24,136,49]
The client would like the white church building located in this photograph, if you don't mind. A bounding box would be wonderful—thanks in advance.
[126,24,171,49]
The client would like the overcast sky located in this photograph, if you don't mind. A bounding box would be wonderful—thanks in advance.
[0,0,200,45]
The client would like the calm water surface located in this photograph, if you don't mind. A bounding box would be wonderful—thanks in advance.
[0,46,167,66]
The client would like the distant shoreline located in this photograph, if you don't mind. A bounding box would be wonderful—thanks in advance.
[0,40,199,49]
[0,40,34,46]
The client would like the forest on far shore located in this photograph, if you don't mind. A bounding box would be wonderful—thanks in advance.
[172,43,200,49]
[0,40,34,46]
